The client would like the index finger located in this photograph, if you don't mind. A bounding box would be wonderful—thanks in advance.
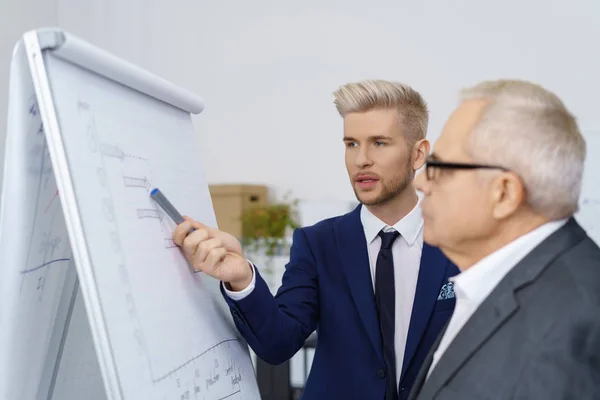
[182,216,211,232]
[173,219,196,246]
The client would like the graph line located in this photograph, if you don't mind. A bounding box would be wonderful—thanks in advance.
[20,258,70,274]
[44,189,59,213]
[152,338,241,383]
[218,391,241,400]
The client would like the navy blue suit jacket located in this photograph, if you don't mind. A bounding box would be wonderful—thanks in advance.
[221,205,459,399]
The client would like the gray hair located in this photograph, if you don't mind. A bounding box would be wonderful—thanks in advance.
[333,79,429,145]
[460,79,585,220]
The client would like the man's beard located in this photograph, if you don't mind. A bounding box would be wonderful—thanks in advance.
[354,162,414,206]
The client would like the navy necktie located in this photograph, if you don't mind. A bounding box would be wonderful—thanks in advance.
[375,229,400,400]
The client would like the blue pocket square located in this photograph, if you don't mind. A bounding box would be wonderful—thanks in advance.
[437,282,455,300]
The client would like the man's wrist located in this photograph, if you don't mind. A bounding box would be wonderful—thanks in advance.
[226,261,254,291]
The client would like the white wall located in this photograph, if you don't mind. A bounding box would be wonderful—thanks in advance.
[0,0,57,187]
[2,0,600,205]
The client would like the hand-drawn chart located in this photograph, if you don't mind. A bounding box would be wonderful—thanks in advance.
[20,98,73,298]
[20,96,75,383]
[0,89,75,399]
[66,95,258,400]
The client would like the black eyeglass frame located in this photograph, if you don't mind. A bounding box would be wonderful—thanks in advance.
[424,157,509,181]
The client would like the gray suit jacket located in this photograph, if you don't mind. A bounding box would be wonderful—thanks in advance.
[409,218,600,400]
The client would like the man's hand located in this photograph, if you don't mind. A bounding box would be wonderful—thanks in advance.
[172,216,253,290]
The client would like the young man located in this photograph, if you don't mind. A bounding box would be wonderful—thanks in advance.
[174,80,458,400]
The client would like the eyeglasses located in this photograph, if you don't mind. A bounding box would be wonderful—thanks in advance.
[425,156,508,181]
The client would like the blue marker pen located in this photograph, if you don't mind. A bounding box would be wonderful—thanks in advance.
[150,188,197,273]
[150,188,185,224]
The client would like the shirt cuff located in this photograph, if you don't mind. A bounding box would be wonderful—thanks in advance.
[222,260,256,301]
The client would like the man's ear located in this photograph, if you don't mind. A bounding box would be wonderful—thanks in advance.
[491,172,525,219]
[412,139,430,170]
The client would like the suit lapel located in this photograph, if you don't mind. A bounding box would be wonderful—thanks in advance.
[408,320,449,400]
[419,218,587,398]
[421,288,519,397]
[334,205,383,359]
[401,244,451,377]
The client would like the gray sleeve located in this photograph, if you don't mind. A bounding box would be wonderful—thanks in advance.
[512,312,600,400]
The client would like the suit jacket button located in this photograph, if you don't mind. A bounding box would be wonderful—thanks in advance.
[376,369,386,378]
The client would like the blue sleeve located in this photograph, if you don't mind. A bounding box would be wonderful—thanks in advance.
[220,228,319,365]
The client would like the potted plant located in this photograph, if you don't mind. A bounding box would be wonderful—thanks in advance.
[240,194,299,290]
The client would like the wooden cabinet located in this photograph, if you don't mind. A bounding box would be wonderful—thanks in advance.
[208,184,268,238]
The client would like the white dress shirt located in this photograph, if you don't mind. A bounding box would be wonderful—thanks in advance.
[426,218,568,380]
[361,203,424,386]
[224,203,425,387]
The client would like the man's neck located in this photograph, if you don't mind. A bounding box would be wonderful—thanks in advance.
[449,213,550,271]
[365,189,419,226]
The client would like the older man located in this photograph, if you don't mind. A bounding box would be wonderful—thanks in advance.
[409,79,600,399]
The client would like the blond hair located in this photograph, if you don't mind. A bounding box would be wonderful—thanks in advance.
[333,79,429,144]
[460,79,586,219]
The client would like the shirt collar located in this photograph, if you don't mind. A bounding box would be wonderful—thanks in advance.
[360,202,423,248]
[450,218,568,304]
